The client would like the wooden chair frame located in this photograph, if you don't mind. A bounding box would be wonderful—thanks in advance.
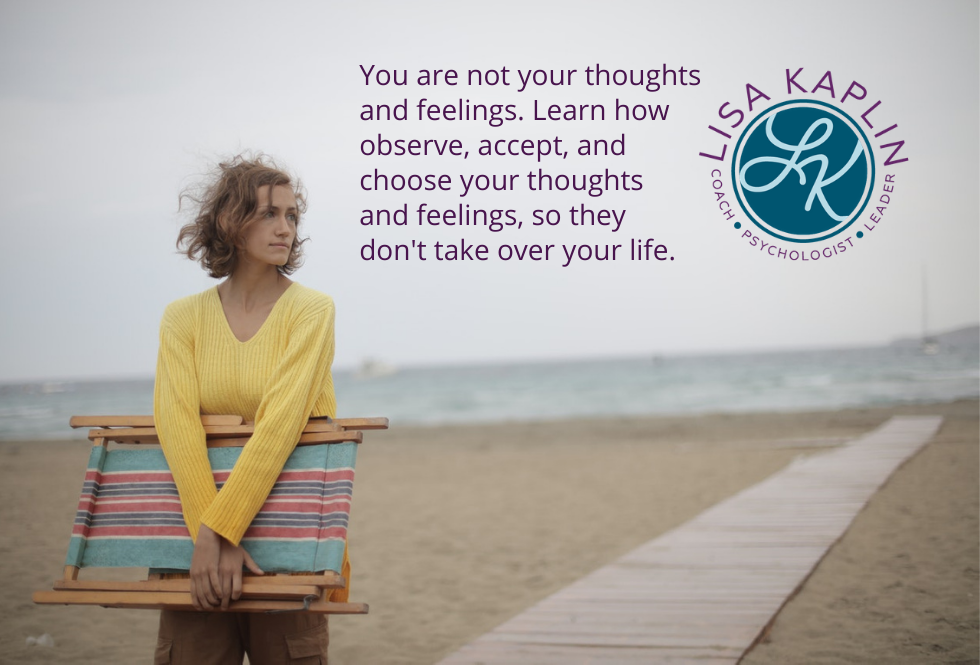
[34,415,387,614]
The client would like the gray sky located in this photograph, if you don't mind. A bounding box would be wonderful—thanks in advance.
[1,0,977,382]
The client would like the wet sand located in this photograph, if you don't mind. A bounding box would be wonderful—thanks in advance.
[1,400,976,664]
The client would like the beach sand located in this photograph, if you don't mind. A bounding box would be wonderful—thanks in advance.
[742,400,979,665]
[1,400,976,664]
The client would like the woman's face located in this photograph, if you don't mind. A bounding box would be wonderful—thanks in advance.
[242,184,298,268]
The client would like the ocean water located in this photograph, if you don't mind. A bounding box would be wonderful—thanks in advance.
[1,344,977,441]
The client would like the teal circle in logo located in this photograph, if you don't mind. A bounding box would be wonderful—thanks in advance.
[732,100,875,243]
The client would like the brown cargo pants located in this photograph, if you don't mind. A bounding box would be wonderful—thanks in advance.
[156,610,328,664]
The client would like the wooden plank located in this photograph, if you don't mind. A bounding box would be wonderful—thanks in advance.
[441,641,743,664]
[482,631,750,649]
[436,416,943,665]
[51,573,343,592]
[71,415,244,428]
[206,430,363,447]
[33,590,368,614]
[330,417,389,430]
[72,415,388,431]
[52,579,322,600]
[259,573,346,588]
[490,622,762,641]
[500,614,768,629]
[90,427,362,445]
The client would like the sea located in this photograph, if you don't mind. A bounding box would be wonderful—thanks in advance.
[1,343,977,442]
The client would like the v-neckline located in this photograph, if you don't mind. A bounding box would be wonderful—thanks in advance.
[213,282,296,344]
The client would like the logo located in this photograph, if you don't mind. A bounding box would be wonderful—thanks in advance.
[700,69,906,262]
[733,100,874,243]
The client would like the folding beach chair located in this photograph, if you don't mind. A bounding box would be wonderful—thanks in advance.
[34,415,386,614]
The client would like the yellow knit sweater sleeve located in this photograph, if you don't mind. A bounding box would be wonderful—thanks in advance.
[154,298,217,541]
[199,300,336,546]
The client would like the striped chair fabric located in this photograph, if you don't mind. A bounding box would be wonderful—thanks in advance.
[67,442,356,574]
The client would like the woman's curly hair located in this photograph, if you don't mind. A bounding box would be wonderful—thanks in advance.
[177,154,308,278]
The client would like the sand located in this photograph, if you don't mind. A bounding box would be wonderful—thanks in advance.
[0,400,976,664]
[741,400,979,665]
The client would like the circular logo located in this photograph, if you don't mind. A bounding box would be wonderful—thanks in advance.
[732,100,875,243]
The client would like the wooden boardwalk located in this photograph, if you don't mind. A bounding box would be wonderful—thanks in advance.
[437,416,943,665]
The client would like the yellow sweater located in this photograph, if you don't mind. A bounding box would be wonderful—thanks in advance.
[153,282,349,599]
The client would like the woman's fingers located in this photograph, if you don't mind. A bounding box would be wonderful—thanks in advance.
[189,577,202,611]
[221,570,233,611]
[208,568,222,607]
[197,574,217,608]
[191,526,222,610]
[231,567,243,601]
[192,571,218,609]
[190,538,266,609]
[243,550,264,576]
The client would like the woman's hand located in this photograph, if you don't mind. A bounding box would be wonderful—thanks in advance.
[217,536,264,611]
[189,525,222,610]
[190,525,264,610]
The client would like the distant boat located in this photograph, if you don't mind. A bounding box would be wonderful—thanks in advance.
[354,358,397,380]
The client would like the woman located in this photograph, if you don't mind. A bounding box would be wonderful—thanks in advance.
[153,155,345,664]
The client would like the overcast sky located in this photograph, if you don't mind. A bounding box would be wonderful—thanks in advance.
[0,0,977,383]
